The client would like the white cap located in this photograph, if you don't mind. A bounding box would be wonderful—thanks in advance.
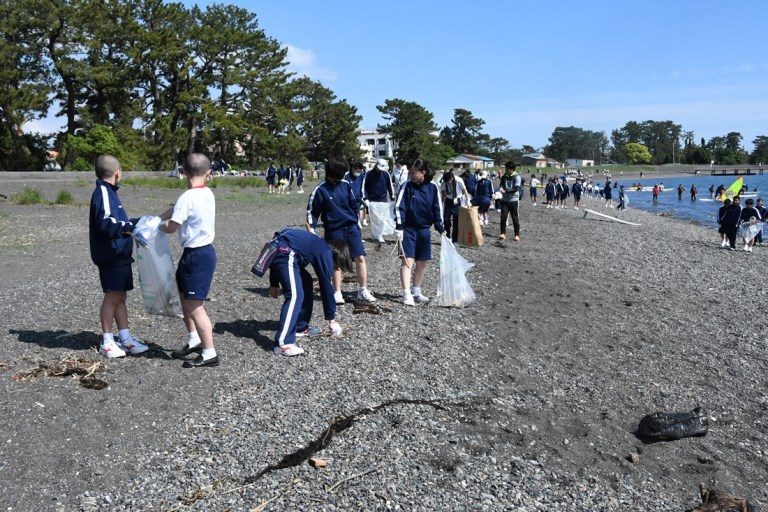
[375,158,389,172]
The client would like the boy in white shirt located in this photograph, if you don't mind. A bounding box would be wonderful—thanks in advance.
[160,153,219,368]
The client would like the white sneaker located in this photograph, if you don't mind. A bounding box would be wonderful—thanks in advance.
[100,340,126,358]
[274,344,305,356]
[744,244,750,252]
[329,320,343,337]
[119,335,149,355]
[362,219,369,226]
[748,246,753,252]
[574,206,578,210]
[377,236,385,243]
[720,240,727,247]
[403,293,415,306]
[296,325,321,337]
[357,288,377,302]
[413,290,430,303]
[334,291,345,304]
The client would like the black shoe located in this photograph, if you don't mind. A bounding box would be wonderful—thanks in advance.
[182,355,219,368]
[171,344,202,359]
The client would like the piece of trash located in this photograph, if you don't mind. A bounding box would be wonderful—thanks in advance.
[635,406,708,442]
[308,457,327,469]
[626,452,639,463]
[687,483,753,512]
[352,302,391,315]
[12,357,108,390]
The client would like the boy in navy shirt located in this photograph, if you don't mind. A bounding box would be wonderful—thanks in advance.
[261,229,348,356]
[307,157,377,304]
[362,158,395,241]
[160,153,219,368]
[344,162,367,226]
[89,155,149,358]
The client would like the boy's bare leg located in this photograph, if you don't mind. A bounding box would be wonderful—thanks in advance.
[182,299,213,350]
[400,258,414,291]
[333,269,342,293]
[101,291,127,332]
[355,255,368,288]
[412,260,428,288]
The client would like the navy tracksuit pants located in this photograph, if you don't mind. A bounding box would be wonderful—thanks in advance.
[444,200,459,242]
[271,250,313,346]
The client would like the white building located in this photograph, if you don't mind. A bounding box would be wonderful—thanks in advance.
[358,129,395,162]
[566,158,595,167]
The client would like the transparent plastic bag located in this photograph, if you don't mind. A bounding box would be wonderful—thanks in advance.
[740,221,763,243]
[368,201,396,239]
[134,216,183,318]
[435,234,475,308]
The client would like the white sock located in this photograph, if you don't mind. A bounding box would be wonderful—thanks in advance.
[187,331,201,348]
[412,287,422,296]
[102,332,114,345]
[201,347,217,360]
[403,288,411,296]
[118,328,130,341]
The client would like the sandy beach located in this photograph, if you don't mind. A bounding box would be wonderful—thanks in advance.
[0,173,766,511]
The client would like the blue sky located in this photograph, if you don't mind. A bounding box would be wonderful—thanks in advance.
[28,0,768,150]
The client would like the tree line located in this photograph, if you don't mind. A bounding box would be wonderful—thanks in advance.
[1,1,766,172]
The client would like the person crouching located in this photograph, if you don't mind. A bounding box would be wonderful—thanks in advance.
[258,229,348,356]
[395,159,444,306]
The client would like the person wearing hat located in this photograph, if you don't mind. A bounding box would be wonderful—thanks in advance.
[361,158,395,242]
[471,170,494,226]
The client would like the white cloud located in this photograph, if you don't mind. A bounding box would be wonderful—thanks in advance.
[285,44,337,82]
[22,116,65,135]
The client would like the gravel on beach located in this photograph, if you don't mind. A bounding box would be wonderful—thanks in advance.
[0,173,766,511]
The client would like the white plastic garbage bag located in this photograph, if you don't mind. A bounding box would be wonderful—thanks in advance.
[368,201,396,239]
[133,216,183,318]
[740,220,764,243]
[435,234,475,308]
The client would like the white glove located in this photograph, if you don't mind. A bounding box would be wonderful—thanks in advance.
[329,320,343,337]
[395,229,404,242]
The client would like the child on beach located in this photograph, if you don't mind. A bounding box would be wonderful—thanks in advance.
[472,171,494,226]
[395,158,444,306]
[259,229,347,356]
[160,153,219,368]
[755,198,766,245]
[361,158,395,240]
[603,180,613,208]
[720,196,742,251]
[545,178,555,208]
[89,154,149,358]
[308,157,376,304]
[717,198,732,247]
[497,162,522,240]
[344,162,367,226]
[739,198,762,252]
[618,186,628,210]
[440,170,469,243]
[529,174,539,206]
[572,180,583,209]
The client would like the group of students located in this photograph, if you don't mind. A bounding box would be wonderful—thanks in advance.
[266,164,305,195]
[716,196,766,252]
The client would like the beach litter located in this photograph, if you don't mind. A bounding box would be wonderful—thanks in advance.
[12,356,109,390]
[635,406,708,442]
[687,483,753,512]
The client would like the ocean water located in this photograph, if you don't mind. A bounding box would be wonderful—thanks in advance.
[609,174,768,228]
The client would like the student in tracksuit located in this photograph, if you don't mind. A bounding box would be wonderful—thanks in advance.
[267,164,277,194]
[472,171,494,226]
[89,155,149,359]
[755,198,766,245]
[307,157,377,304]
[497,162,522,240]
[395,158,444,306]
[720,195,742,250]
[362,159,395,240]
[717,198,732,247]
[545,179,555,208]
[266,229,349,356]
[160,153,219,368]
[463,168,478,199]
[344,162,367,226]
[440,170,469,243]
[295,166,305,193]
[740,198,761,252]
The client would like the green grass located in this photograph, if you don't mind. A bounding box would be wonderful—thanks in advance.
[54,190,74,205]
[122,176,267,190]
[75,177,89,187]
[10,187,46,205]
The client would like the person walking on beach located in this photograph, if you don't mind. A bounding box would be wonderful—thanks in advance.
[440,170,469,243]
[677,184,684,200]
[755,198,766,245]
[308,157,377,304]
[690,184,698,201]
[554,179,563,209]
[472,170,494,226]
[572,179,583,209]
[260,229,347,356]
[720,196,742,251]
[266,163,277,194]
[529,174,539,206]
[652,184,660,203]
[497,161,522,240]
[160,153,219,368]
[740,198,762,252]
[603,179,613,208]
[295,165,305,193]
[618,185,628,210]
[89,154,149,358]
[463,168,478,199]
[717,198,732,247]
[545,178,555,208]
[395,158,444,306]
[362,158,396,242]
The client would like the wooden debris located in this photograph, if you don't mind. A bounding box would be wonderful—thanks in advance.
[12,357,108,390]
[308,457,327,468]
[689,484,752,512]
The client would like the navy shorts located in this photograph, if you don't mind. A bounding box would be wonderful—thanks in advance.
[176,244,217,300]
[266,177,275,185]
[402,227,432,260]
[530,187,537,197]
[98,262,133,293]
[325,225,366,259]
[472,198,491,213]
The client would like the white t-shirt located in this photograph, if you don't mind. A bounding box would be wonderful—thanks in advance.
[530,178,540,188]
[171,187,216,248]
